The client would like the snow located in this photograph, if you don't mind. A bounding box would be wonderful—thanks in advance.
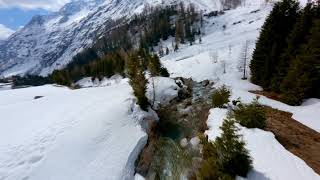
[0,80,156,180]
[0,83,12,91]
[75,74,123,88]
[146,77,180,109]
[0,24,14,40]
[134,173,145,180]
[76,76,181,109]
[206,108,320,180]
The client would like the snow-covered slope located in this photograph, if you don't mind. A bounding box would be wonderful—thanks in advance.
[0,0,222,77]
[0,24,14,40]
[159,0,320,179]
[0,80,153,180]
[0,76,184,180]
[162,0,320,132]
[206,108,320,180]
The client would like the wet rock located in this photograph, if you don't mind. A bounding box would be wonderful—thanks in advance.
[201,80,210,87]
[34,96,44,99]
[190,137,201,149]
[180,138,188,148]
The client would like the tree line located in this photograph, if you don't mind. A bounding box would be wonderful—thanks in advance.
[250,0,320,105]
[10,3,204,87]
[9,3,204,110]
[134,2,203,52]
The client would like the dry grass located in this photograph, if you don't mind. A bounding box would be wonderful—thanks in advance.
[250,90,282,102]
[264,106,320,174]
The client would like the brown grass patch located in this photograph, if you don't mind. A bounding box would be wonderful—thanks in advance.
[264,106,320,174]
[250,90,282,102]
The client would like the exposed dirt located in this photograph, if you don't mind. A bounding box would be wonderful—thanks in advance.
[250,90,282,102]
[135,121,158,176]
[264,106,320,175]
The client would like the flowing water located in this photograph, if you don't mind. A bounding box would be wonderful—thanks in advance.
[135,79,214,180]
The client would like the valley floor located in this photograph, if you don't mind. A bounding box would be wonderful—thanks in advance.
[0,0,319,180]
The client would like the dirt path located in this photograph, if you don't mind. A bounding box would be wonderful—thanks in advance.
[264,107,320,175]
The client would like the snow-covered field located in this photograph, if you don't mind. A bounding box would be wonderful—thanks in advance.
[0,83,11,91]
[0,80,153,180]
[0,76,181,180]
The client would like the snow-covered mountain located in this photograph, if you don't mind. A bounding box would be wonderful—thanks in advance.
[0,0,222,77]
[1,0,319,179]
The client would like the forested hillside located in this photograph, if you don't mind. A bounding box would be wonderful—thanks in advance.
[250,0,320,105]
[10,3,205,88]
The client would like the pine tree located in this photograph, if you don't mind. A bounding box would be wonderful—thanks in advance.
[281,19,320,105]
[199,118,252,179]
[214,118,252,177]
[149,54,162,76]
[175,20,185,44]
[250,0,299,89]
[127,53,149,111]
[271,3,316,91]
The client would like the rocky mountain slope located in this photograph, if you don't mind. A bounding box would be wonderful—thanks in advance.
[0,0,222,77]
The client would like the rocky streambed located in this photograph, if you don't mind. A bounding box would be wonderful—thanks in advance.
[135,78,215,179]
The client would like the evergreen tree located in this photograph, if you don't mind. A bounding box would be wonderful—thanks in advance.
[250,0,299,89]
[148,54,162,76]
[126,53,149,111]
[214,118,252,177]
[280,19,320,105]
[199,118,252,179]
[175,20,185,44]
[271,3,316,91]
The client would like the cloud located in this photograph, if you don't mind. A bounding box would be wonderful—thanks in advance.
[0,24,14,40]
[0,0,71,11]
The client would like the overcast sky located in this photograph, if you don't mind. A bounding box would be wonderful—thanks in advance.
[0,0,72,40]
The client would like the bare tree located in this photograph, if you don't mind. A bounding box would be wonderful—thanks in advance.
[152,77,156,107]
[221,60,226,74]
[240,40,250,80]
[158,41,164,57]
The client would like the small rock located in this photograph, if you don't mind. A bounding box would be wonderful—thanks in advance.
[201,80,210,87]
[34,96,44,99]
[190,136,201,149]
[180,138,188,148]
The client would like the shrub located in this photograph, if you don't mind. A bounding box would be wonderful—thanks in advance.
[232,98,266,129]
[215,119,252,177]
[12,75,52,87]
[198,119,252,179]
[160,67,170,77]
[212,85,231,108]
[199,136,233,180]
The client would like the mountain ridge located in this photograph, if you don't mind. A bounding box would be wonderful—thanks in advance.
[0,0,222,77]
